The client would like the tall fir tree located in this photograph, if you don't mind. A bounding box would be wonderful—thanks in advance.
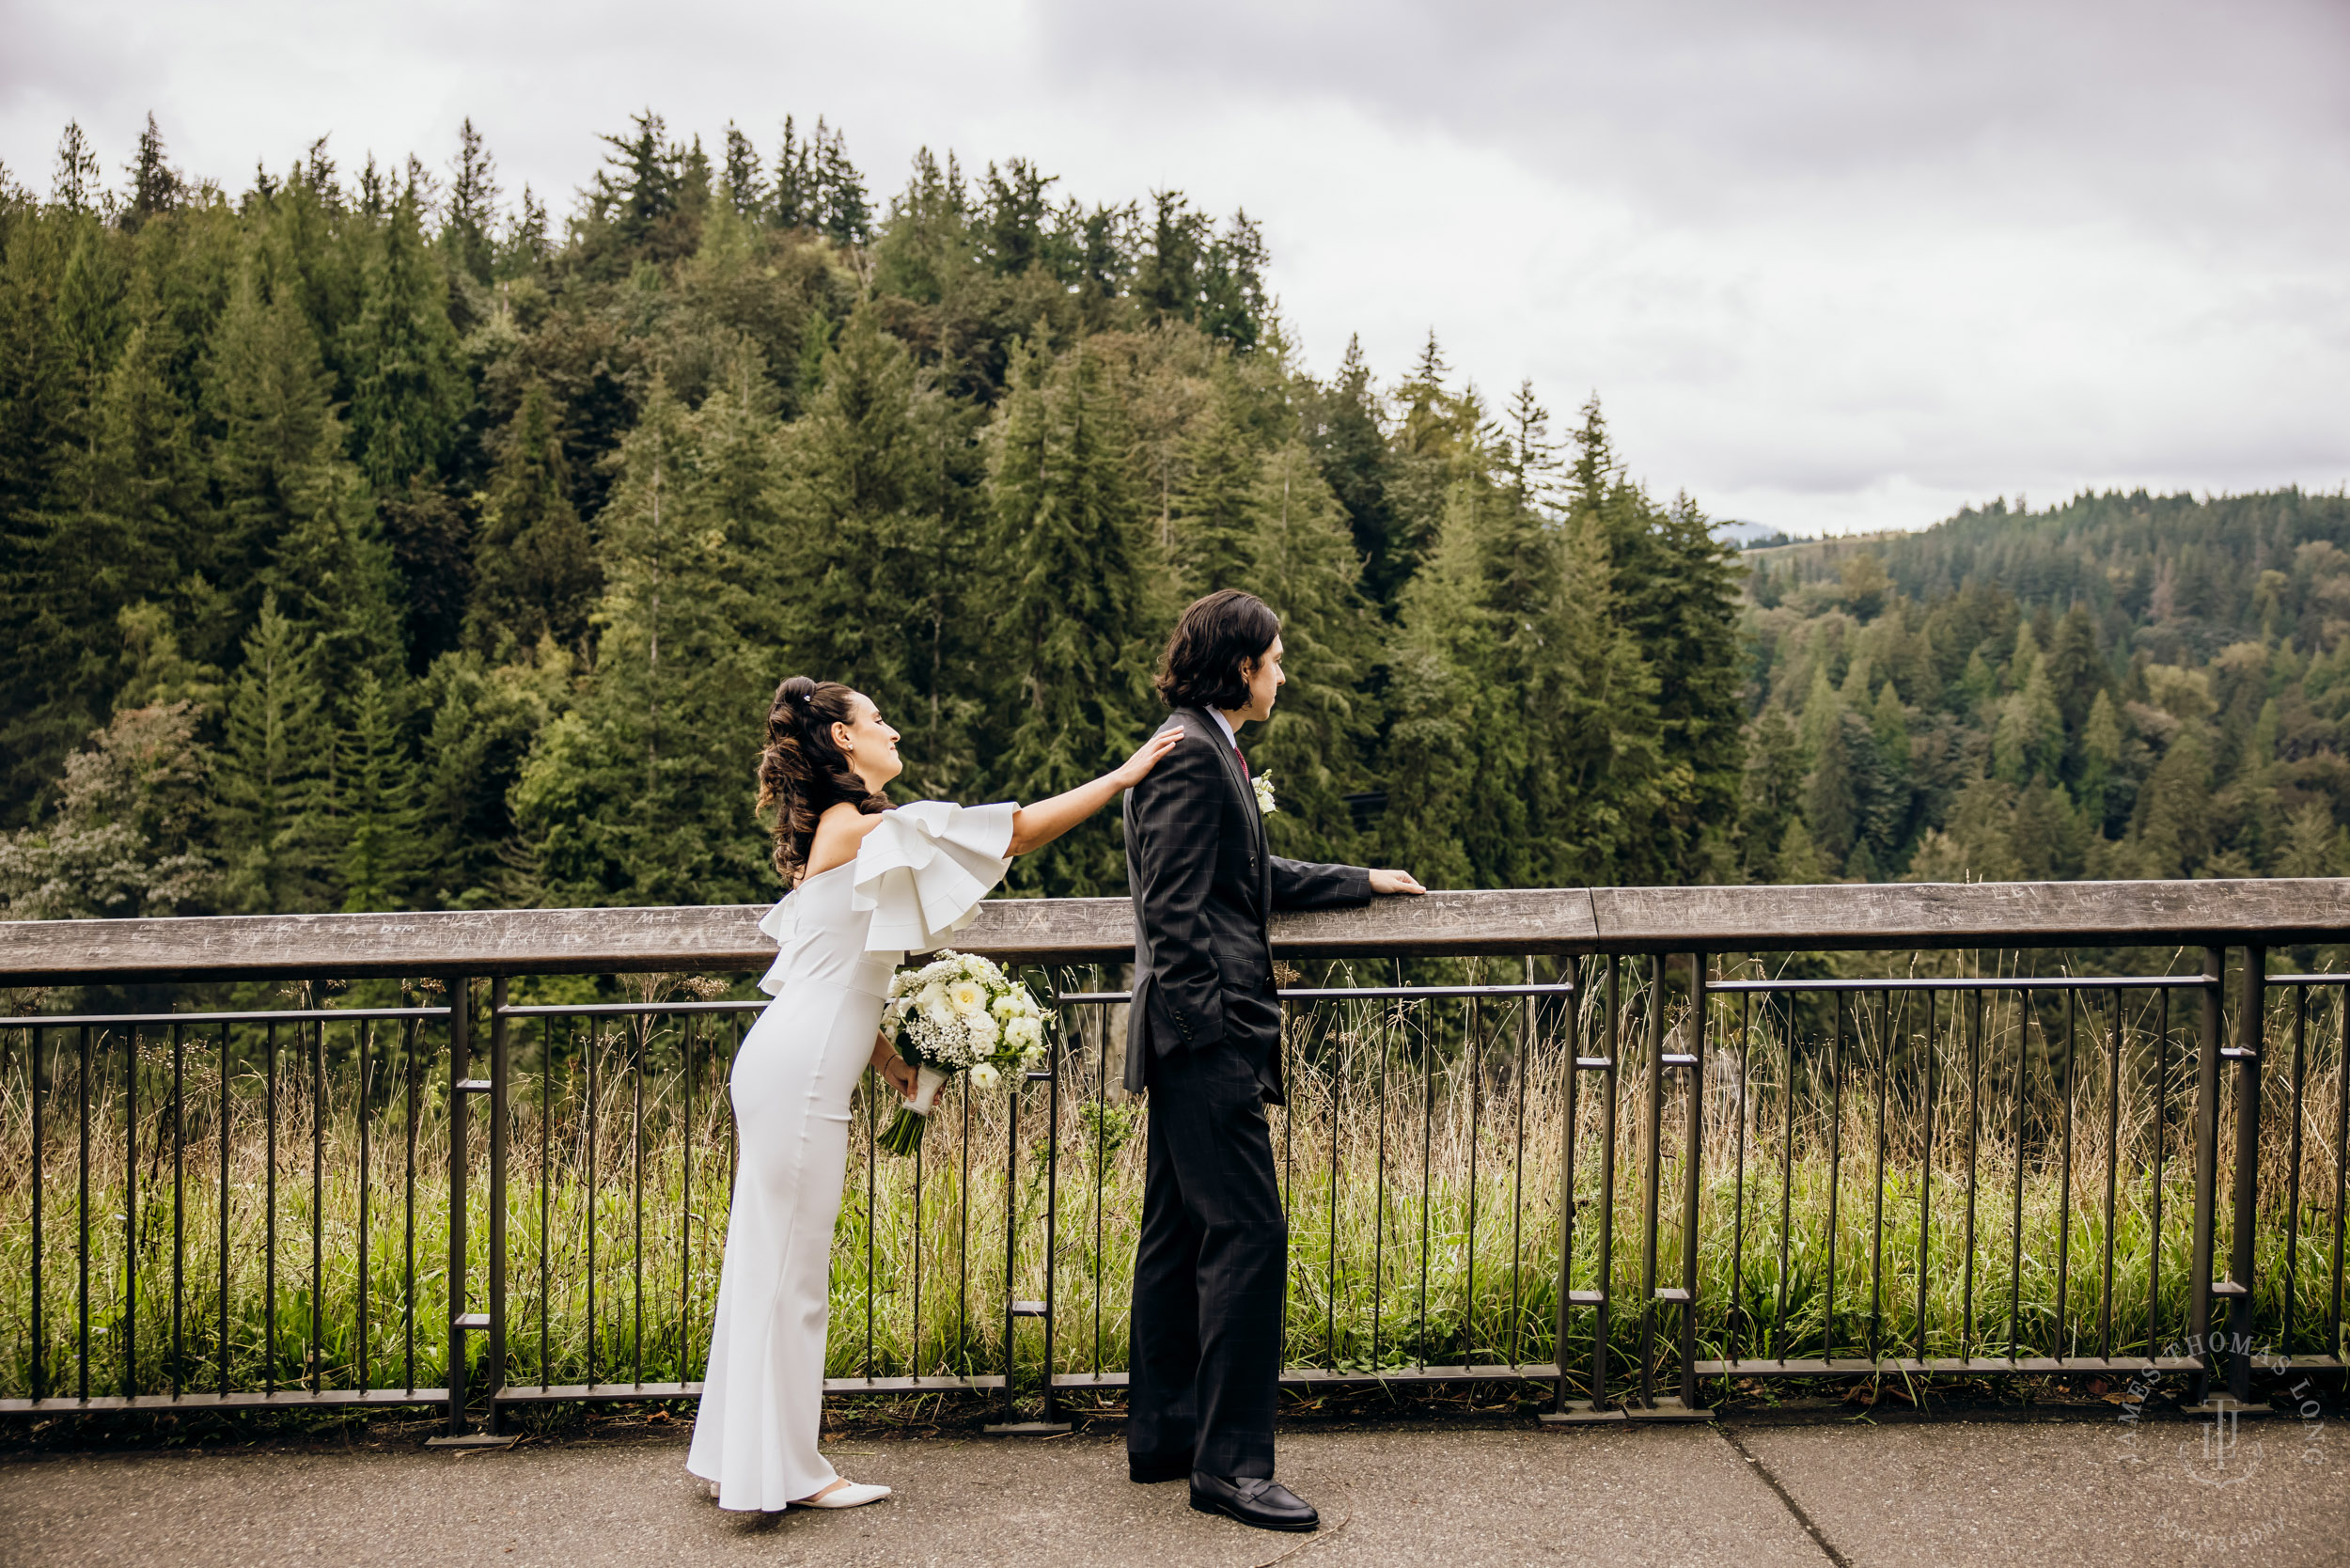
[989,337,1155,896]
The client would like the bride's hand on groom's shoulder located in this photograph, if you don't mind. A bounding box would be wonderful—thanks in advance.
[1110,725,1186,789]
[1369,868,1428,897]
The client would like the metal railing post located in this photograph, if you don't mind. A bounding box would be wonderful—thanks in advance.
[2186,947,2225,1407]
[445,979,471,1436]
[430,976,513,1448]
[487,977,510,1433]
[986,1035,1068,1436]
[1637,958,1665,1408]
[2223,947,2265,1405]
[1676,952,1706,1412]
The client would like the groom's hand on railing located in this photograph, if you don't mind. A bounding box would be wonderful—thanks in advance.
[1369,869,1427,896]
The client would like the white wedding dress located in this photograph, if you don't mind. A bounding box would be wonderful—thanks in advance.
[687,800,1017,1511]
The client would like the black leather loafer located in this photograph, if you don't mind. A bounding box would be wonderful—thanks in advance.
[1188,1473,1318,1532]
[1128,1450,1191,1483]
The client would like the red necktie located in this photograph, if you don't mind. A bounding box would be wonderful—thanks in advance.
[1232,743,1249,777]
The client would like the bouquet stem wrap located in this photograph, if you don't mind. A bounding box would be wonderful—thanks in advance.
[878,1065,948,1156]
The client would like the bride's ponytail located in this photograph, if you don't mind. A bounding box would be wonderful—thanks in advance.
[757,677,888,885]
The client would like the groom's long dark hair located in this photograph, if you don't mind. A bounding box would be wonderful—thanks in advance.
[1155,589,1279,712]
[756,676,889,885]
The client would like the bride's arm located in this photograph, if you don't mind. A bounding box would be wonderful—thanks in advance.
[1006,724,1186,855]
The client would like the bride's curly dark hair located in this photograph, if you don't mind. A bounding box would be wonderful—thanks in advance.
[756,676,889,885]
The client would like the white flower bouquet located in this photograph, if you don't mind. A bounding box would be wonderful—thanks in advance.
[877,949,1049,1155]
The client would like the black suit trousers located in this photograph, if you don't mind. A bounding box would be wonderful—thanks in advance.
[1127,1023,1287,1479]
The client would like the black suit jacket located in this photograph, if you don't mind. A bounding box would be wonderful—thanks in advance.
[1122,705,1371,1101]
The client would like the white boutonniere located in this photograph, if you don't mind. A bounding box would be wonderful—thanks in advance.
[1252,770,1277,816]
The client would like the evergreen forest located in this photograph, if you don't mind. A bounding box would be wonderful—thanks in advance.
[1,113,2341,922]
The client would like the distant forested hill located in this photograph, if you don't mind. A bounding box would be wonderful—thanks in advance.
[0,113,1743,917]
[1741,488,2350,884]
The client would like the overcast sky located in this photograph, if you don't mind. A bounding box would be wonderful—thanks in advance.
[6,0,2344,535]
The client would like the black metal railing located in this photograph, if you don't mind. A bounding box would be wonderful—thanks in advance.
[4,886,2347,1437]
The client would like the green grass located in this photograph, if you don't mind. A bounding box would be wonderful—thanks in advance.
[3,984,2342,1403]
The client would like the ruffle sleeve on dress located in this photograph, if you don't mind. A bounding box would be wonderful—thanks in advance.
[850,800,1018,955]
[753,890,800,996]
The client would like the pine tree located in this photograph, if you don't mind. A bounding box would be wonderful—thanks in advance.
[343,180,465,494]
[1991,649,2063,784]
[470,382,597,655]
[720,122,765,220]
[1305,336,1401,611]
[216,594,328,911]
[123,113,183,233]
[334,669,421,909]
[990,337,1154,896]
[1246,440,1375,861]
[442,118,499,286]
[1168,372,1258,595]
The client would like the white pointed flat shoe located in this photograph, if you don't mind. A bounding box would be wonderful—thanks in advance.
[796,1480,891,1509]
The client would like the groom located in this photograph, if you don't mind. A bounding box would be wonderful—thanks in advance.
[1121,589,1425,1532]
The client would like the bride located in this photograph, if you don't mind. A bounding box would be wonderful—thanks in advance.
[686,675,1183,1513]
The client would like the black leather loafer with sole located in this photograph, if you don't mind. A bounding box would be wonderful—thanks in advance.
[1187,1473,1318,1532]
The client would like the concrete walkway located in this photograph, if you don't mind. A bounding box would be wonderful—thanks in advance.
[4,1413,2346,1568]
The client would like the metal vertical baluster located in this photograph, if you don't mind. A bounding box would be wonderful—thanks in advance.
[1731,989,1751,1365]
[2008,990,2027,1363]
[1372,993,1387,1370]
[1419,999,1434,1371]
[1871,990,1889,1361]
[2223,948,2264,1403]
[1510,981,1528,1370]
[957,1071,968,1372]
[1092,996,1106,1380]
[79,1024,90,1402]
[2100,990,2121,1361]
[1328,998,1343,1370]
[540,1018,552,1390]
[866,1033,878,1383]
[2186,949,2225,1405]
[1963,989,1981,1356]
[998,1060,1021,1420]
[1592,959,1622,1409]
[172,1023,184,1398]
[217,1025,230,1401]
[446,982,473,1433]
[1041,996,1061,1426]
[1675,953,1705,1409]
[358,1020,372,1394]
[404,1013,419,1393]
[1824,994,1842,1364]
[1917,991,1936,1362]
[1549,966,1580,1411]
[2056,990,2077,1360]
[28,1027,41,1403]
[2283,984,2307,1357]
[487,980,509,1428]
[125,1027,137,1399]
[1637,958,1664,1406]
[2331,988,2347,1362]
[311,1014,324,1393]
[634,1012,646,1388]
[1465,996,1480,1368]
[264,1022,275,1395]
[2149,989,2170,1360]
[587,1015,598,1388]
[1772,993,1795,1363]
[682,1011,696,1385]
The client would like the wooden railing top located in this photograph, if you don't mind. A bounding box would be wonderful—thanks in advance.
[4,878,2349,984]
